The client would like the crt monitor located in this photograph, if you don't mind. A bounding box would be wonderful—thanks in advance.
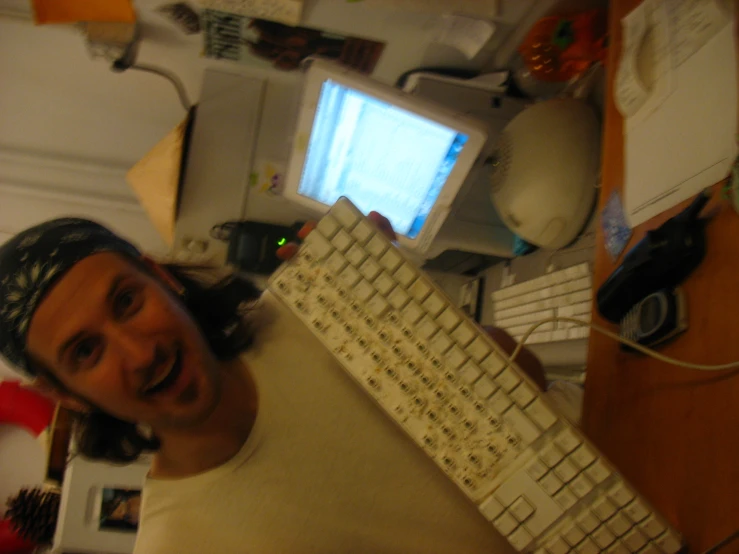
[283,59,488,255]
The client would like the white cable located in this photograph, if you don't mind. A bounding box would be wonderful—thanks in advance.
[505,317,739,372]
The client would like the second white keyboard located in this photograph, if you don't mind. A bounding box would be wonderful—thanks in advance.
[491,264,593,345]
[269,198,682,554]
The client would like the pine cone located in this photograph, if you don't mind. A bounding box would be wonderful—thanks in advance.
[5,486,61,544]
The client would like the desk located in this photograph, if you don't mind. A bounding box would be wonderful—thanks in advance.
[583,1,739,552]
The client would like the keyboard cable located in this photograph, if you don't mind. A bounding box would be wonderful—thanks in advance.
[506,317,739,372]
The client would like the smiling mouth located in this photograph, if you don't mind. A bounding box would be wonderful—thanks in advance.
[142,348,183,397]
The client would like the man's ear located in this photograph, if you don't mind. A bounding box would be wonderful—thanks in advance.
[28,375,90,414]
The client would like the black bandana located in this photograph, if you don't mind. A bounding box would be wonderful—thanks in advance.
[0,218,140,376]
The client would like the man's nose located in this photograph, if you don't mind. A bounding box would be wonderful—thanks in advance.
[109,325,159,375]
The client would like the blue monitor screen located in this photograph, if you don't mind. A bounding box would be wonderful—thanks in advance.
[297,80,469,239]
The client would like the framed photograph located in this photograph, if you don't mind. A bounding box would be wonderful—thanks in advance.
[98,487,142,533]
[54,452,150,554]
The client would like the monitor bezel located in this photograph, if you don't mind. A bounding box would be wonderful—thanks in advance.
[283,59,488,254]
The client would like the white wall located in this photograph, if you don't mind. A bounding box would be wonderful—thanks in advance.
[0,425,46,516]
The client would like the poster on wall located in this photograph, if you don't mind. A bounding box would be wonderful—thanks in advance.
[202,9,385,74]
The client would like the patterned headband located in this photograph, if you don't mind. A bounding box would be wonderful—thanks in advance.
[0,218,140,376]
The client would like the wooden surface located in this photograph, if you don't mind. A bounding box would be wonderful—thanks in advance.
[582,1,739,552]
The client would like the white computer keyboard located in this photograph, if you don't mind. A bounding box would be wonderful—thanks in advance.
[268,198,682,554]
[491,264,593,345]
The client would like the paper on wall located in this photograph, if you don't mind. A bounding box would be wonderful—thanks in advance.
[435,15,496,59]
[618,0,737,227]
[198,0,303,26]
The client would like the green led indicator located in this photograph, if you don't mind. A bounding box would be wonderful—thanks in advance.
[277,237,287,246]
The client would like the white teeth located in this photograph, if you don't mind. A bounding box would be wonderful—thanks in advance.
[144,359,176,393]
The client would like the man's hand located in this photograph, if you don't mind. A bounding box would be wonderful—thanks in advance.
[276,211,396,261]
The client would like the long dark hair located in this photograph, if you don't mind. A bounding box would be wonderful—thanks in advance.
[52,263,262,465]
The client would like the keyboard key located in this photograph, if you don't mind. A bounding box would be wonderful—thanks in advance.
[540,444,566,467]
[576,511,600,533]
[480,352,507,375]
[509,496,535,522]
[331,229,353,252]
[473,375,497,399]
[509,382,536,408]
[639,544,661,554]
[569,473,594,498]
[409,278,432,302]
[394,263,417,287]
[584,458,611,484]
[316,214,340,237]
[489,390,513,414]
[459,361,482,384]
[431,331,454,355]
[554,428,582,453]
[444,346,467,369]
[366,295,390,317]
[466,336,491,362]
[546,537,570,554]
[503,406,542,444]
[570,444,596,469]
[607,483,635,507]
[563,521,586,546]
[304,231,334,259]
[493,511,518,535]
[354,280,376,302]
[592,525,616,549]
[605,513,632,537]
[401,301,424,325]
[592,497,618,521]
[606,541,630,554]
[350,219,374,244]
[452,322,476,346]
[366,234,388,258]
[494,367,521,392]
[331,201,360,228]
[338,265,361,287]
[416,317,439,340]
[640,515,665,539]
[553,458,578,483]
[623,499,650,523]
[507,525,533,549]
[326,251,348,273]
[622,528,647,551]
[554,486,578,510]
[388,288,410,310]
[526,458,549,481]
[422,293,447,317]
[539,472,564,495]
[525,399,558,430]
[438,307,461,332]
[576,537,600,554]
[654,531,682,553]
[479,495,505,521]
[373,272,395,295]
[359,258,382,281]
[379,248,402,272]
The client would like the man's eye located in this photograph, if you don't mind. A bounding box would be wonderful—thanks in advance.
[73,339,98,364]
[114,288,141,317]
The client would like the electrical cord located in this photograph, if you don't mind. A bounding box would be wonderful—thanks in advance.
[506,316,739,372]
[126,63,192,111]
[703,528,739,554]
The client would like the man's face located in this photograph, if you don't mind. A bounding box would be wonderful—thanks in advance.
[26,253,222,431]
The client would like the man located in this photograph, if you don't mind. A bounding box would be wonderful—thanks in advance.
[0,216,572,553]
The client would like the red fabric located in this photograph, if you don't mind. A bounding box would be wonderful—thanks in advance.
[0,519,35,554]
[0,381,56,436]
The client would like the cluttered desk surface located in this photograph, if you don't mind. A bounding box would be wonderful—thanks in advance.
[583,0,739,551]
